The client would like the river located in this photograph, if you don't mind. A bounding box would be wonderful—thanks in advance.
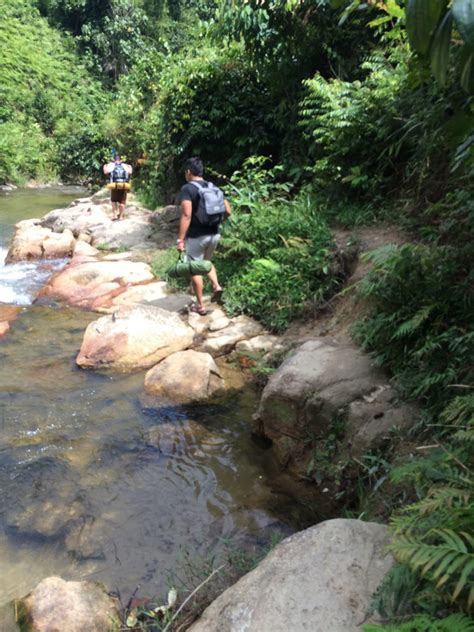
[0,187,298,608]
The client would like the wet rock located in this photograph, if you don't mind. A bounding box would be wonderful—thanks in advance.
[144,350,224,403]
[6,221,75,262]
[0,306,20,338]
[76,305,194,370]
[16,576,120,632]
[144,419,224,456]
[255,338,386,469]
[189,519,393,632]
[198,315,265,357]
[40,259,154,310]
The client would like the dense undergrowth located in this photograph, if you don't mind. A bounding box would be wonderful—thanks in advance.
[2,0,473,629]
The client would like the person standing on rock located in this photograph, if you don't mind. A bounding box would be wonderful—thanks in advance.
[177,157,231,316]
[103,154,133,221]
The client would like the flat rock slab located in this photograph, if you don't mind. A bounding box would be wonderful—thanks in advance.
[40,258,154,310]
[144,350,224,404]
[198,315,265,357]
[76,305,194,370]
[16,576,119,632]
[189,519,393,632]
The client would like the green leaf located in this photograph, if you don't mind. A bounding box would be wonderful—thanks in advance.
[452,0,474,49]
[430,10,453,86]
[460,47,474,92]
[406,0,448,56]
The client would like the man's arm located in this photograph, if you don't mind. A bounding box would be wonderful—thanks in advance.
[177,199,192,251]
[224,199,231,220]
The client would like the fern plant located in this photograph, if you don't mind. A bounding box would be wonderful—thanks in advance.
[364,613,474,632]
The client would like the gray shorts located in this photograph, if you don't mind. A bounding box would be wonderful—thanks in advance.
[186,234,221,261]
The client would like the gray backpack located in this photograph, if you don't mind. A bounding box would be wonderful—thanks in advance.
[190,180,225,227]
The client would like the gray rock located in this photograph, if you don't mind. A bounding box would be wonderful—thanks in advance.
[144,350,224,403]
[76,305,194,370]
[198,315,265,357]
[189,519,393,632]
[256,339,384,467]
[16,576,120,631]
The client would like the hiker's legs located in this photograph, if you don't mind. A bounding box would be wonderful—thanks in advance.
[111,199,118,218]
[191,274,204,308]
[187,235,222,292]
[206,265,221,292]
[118,192,127,219]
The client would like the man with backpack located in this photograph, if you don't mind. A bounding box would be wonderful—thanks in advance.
[103,153,133,221]
[177,157,231,316]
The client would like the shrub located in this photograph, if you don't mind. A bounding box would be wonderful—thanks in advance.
[214,162,338,331]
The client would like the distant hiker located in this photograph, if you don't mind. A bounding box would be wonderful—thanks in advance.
[103,154,133,221]
[177,157,231,316]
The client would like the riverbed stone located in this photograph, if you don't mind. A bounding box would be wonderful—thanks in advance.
[41,259,154,309]
[189,519,393,632]
[73,240,99,257]
[76,305,194,370]
[144,350,224,403]
[235,334,286,357]
[197,315,265,356]
[255,338,387,469]
[6,220,75,262]
[16,576,120,632]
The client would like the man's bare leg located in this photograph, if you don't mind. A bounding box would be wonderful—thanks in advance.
[118,201,126,220]
[191,274,207,313]
[206,265,222,292]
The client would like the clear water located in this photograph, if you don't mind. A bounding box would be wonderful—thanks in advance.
[0,188,297,607]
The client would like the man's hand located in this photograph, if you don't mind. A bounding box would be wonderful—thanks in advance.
[176,238,185,252]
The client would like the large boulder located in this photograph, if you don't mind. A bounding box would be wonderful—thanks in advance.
[189,519,393,632]
[256,339,383,467]
[16,576,120,632]
[40,259,154,309]
[144,350,224,403]
[41,203,110,235]
[76,305,194,370]
[6,220,75,262]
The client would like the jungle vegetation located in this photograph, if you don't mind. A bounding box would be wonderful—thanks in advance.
[1,1,473,628]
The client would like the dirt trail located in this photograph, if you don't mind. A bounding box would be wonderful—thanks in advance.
[284,224,408,344]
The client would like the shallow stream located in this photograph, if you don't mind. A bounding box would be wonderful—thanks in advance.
[0,188,299,607]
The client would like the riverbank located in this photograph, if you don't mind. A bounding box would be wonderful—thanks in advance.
[1,189,414,631]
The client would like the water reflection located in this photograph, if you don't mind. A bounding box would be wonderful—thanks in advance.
[0,307,292,606]
[0,188,297,607]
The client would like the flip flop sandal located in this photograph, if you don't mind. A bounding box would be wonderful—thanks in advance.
[211,288,223,303]
[189,303,208,316]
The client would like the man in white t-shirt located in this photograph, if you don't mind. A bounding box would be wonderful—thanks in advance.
[103,154,133,220]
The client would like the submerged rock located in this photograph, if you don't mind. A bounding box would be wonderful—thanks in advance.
[189,519,393,632]
[144,350,224,403]
[76,305,194,370]
[16,576,120,632]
